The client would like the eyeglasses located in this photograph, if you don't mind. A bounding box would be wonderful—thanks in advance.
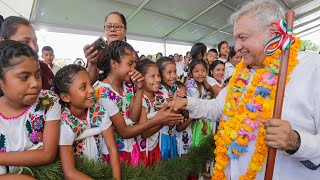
[104,24,124,31]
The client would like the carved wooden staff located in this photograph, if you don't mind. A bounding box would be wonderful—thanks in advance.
[264,10,295,180]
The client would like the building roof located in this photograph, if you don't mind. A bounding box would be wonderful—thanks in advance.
[1,0,320,47]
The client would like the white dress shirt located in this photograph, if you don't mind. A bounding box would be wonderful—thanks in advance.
[186,51,320,179]
[176,61,185,77]
[225,62,235,80]
[48,63,61,75]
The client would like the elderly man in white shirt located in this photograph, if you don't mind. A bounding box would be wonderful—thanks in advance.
[173,0,320,179]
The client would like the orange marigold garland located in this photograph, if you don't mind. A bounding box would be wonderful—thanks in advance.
[212,38,301,180]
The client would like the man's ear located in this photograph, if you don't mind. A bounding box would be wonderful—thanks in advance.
[59,92,71,103]
[269,22,278,36]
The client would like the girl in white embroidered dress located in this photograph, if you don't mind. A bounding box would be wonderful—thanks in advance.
[54,64,120,180]
[0,40,60,179]
[135,60,183,166]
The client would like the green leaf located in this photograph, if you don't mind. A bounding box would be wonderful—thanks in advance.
[26,120,33,135]
[14,135,215,180]
[0,134,6,147]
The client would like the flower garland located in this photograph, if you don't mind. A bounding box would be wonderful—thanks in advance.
[212,38,301,180]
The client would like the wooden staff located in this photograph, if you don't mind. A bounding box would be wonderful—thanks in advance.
[264,10,295,180]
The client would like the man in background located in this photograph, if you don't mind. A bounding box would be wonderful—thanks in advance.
[42,46,61,75]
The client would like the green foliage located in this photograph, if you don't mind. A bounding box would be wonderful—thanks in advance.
[14,135,215,180]
[302,40,320,52]
[11,161,63,180]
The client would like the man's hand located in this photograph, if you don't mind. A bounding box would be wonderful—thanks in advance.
[172,97,188,112]
[154,103,183,126]
[262,118,300,151]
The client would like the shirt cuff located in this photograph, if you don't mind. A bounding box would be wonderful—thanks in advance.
[287,131,320,166]
[186,97,198,112]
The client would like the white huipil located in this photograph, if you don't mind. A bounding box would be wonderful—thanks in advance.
[0,90,61,173]
[185,51,320,179]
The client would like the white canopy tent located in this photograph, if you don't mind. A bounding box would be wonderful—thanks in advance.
[1,0,320,54]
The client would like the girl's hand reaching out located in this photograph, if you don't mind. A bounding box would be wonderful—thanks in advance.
[176,89,186,98]
[154,103,183,126]
[129,69,145,90]
[202,80,211,91]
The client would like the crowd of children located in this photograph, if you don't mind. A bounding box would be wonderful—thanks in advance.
[0,15,241,180]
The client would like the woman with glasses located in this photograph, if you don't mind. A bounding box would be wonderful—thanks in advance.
[84,12,127,83]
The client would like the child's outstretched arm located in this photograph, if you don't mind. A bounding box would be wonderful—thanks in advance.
[59,145,93,180]
[176,118,194,132]
[0,120,60,166]
[111,104,183,139]
[101,127,121,180]
[129,69,144,122]
[0,174,37,179]
[139,107,163,139]
[203,80,224,98]
[201,120,208,136]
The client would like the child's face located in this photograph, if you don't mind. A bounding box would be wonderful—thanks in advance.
[174,54,179,62]
[42,50,55,65]
[220,43,229,57]
[9,25,39,53]
[230,53,242,67]
[144,66,161,93]
[0,56,41,106]
[161,63,177,87]
[114,52,136,82]
[211,64,225,83]
[192,64,207,83]
[64,71,95,109]
[156,54,162,60]
[207,52,218,65]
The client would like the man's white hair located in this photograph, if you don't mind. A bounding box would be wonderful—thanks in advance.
[229,0,284,27]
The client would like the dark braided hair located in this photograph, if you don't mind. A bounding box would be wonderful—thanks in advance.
[136,59,158,76]
[217,41,229,57]
[53,64,87,105]
[99,40,135,80]
[0,15,4,25]
[189,59,208,77]
[53,64,86,95]
[0,16,30,40]
[0,40,38,96]
[190,43,207,60]
[0,40,38,80]
[228,46,237,61]
[156,56,175,79]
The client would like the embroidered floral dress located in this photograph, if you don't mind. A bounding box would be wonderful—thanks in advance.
[137,94,164,166]
[59,102,112,162]
[186,78,212,147]
[94,81,139,165]
[0,90,60,172]
[158,84,179,159]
